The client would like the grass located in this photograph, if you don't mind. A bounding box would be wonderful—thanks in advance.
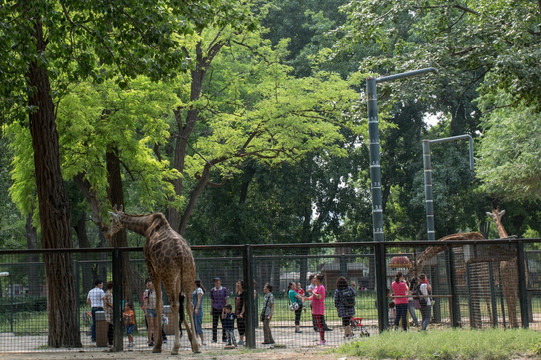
[335,328,541,359]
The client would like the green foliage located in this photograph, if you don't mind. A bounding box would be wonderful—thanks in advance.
[337,328,539,359]
[477,90,541,201]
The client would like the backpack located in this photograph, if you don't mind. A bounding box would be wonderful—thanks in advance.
[416,283,431,305]
[341,288,356,307]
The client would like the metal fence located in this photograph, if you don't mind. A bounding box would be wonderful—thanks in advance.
[0,238,540,353]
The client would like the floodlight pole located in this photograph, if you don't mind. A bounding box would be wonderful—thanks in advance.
[422,135,474,240]
[366,67,438,332]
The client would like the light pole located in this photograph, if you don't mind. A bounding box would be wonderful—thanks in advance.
[422,135,474,240]
[366,67,438,332]
[421,134,474,323]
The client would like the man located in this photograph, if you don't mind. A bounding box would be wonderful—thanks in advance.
[210,277,229,343]
[86,279,105,342]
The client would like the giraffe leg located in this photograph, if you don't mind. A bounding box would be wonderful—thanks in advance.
[184,285,200,353]
[162,280,181,355]
[181,268,200,353]
[152,277,163,353]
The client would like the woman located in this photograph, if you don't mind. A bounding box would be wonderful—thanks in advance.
[304,274,326,345]
[407,278,419,327]
[193,279,206,345]
[391,271,409,331]
[144,280,158,346]
[287,282,303,333]
[235,280,246,345]
[103,281,114,347]
[418,274,432,331]
[260,283,274,345]
[334,276,356,338]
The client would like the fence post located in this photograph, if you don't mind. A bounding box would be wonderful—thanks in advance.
[112,248,123,350]
[516,241,529,328]
[340,255,347,278]
[488,262,498,327]
[374,242,388,332]
[243,245,256,348]
[446,247,460,327]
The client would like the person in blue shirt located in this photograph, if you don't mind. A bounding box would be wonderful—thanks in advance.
[221,304,237,347]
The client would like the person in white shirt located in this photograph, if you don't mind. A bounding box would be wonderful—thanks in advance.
[418,274,432,331]
[86,279,105,342]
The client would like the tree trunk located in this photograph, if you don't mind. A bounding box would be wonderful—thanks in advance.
[106,146,137,303]
[27,17,81,347]
[168,40,224,234]
[25,212,41,297]
[74,212,93,294]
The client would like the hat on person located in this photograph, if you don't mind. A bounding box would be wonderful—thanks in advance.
[213,277,221,282]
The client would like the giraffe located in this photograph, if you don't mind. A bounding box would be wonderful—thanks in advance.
[411,232,486,275]
[486,207,523,328]
[409,231,495,327]
[106,206,200,354]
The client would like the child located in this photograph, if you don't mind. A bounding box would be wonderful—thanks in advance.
[123,303,135,349]
[388,301,396,327]
[221,304,237,347]
[296,282,306,310]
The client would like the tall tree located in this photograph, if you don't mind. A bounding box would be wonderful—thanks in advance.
[0,0,228,347]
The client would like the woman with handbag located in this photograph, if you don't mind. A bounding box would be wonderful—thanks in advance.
[287,282,303,333]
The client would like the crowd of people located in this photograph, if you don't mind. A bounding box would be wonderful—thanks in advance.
[389,271,432,331]
[85,271,431,349]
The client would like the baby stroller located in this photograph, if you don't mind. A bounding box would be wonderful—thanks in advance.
[351,316,370,337]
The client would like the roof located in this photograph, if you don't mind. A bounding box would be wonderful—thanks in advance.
[319,262,368,272]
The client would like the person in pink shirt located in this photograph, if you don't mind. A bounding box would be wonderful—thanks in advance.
[303,274,326,345]
[391,271,409,331]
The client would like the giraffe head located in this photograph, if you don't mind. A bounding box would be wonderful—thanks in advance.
[486,207,506,223]
[106,204,125,240]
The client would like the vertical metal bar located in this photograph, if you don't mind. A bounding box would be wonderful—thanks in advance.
[74,260,80,331]
[466,263,475,328]
[446,247,460,327]
[430,264,441,322]
[9,275,13,333]
[340,255,347,278]
[422,140,435,241]
[488,264,498,327]
[516,241,529,328]
[243,245,256,348]
[366,77,384,243]
[374,242,388,332]
[497,262,507,328]
[112,248,123,350]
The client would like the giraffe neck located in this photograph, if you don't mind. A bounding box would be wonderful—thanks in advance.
[118,213,154,237]
[495,221,508,238]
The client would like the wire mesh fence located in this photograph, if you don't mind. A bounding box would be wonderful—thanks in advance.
[0,238,540,353]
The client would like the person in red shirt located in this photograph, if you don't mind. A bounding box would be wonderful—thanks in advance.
[123,303,135,349]
[391,271,409,331]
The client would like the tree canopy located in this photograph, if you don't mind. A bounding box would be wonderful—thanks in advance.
[0,2,540,346]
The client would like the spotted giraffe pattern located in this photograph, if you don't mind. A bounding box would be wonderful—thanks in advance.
[411,232,486,275]
[107,207,200,354]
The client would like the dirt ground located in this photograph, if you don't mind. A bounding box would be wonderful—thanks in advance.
[0,346,348,360]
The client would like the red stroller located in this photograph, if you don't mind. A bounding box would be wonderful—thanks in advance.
[351,316,370,337]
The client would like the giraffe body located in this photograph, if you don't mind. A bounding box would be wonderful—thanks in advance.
[107,208,200,354]
[487,207,523,328]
